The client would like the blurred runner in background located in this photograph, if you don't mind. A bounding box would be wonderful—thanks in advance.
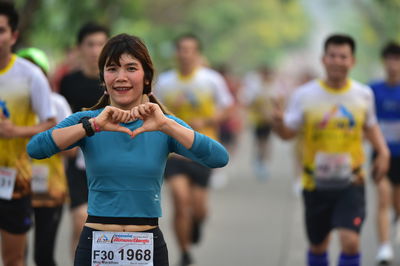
[216,64,243,154]
[0,2,56,265]
[59,21,109,256]
[242,65,276,181]
[18,47,71,266]
[369,41,400,265]
[156,33,233,266]
[273,34,389,266]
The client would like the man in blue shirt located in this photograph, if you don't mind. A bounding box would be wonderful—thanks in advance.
[370,41,400,265]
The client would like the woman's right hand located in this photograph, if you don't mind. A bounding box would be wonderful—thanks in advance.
[93,106,134,136]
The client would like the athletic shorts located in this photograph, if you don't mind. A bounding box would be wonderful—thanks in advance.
[255,123,271,139]
[219,123,235,145]
[164,157,212,188]
[0,195,33,234]
[372,153,400,185]
[302,185,366,245]
[66,158,88,209]
[387,156,400,185]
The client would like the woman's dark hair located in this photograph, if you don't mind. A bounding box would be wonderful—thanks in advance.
[88,33,169,114]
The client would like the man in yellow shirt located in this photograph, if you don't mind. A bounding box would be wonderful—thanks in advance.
[156,34,233,266]
[273,34,389,266]
[0,2,55,265]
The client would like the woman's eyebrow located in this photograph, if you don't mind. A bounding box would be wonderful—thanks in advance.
[125,62,140,67]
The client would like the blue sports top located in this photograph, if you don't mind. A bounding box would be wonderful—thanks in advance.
[370,81,400,156]
[27,109,229,218]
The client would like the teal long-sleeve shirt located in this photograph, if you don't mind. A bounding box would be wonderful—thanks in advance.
[27,109,229,218]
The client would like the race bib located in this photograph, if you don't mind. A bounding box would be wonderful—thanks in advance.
[0,167,16,200]
[31,165,49,193]
[379,121,400,143]
[314,152,353,189]
[92,231,154,266]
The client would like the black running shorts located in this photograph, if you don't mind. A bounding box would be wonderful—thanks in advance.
[372,153,400,185]
[164,157,212,188]
[386,156,400,185]
[66,158,88,209]
[0,195,33,234]
[302,185,365,245]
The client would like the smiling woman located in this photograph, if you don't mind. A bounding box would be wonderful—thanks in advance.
[88,34,169,114]
[104,54,145,110]
[27,33,229,266]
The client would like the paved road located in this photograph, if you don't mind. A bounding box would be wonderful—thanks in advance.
[13,130,400,265]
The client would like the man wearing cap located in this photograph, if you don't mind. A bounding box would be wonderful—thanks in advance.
[0,2,56,265]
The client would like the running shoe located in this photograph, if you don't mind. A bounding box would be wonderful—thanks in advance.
[254,160,269,181]
[180,252,194,266]
[376,243,393,265]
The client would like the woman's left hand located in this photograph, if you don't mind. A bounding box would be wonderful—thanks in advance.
[130,103,168,138]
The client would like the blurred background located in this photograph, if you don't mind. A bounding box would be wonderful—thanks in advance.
[13,0,400,81]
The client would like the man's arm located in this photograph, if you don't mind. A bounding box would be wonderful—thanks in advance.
[364,124,390,182]
[271,97,298,140]
[212,71,235,125]
[0,115,56,138]
[272,117,298,140]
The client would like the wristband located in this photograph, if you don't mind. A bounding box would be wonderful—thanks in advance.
[79,117,95,137]
[92,118,101,132]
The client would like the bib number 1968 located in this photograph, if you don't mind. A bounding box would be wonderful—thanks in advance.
[93,248,152,261]
[92,231,154,266]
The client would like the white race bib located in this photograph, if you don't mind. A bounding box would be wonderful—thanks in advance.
[314,152,353,189]
[92,231,154,266]
[31,165,49,193]
[0,167,16,200]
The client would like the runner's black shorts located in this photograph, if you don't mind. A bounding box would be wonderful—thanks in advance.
[164,157,212,188]
[302,185,365,245]
[254,123,271,139]
[387,156,400,185]
[372,153,400,185]
[0,195,33,234]
[66,158,88,209]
